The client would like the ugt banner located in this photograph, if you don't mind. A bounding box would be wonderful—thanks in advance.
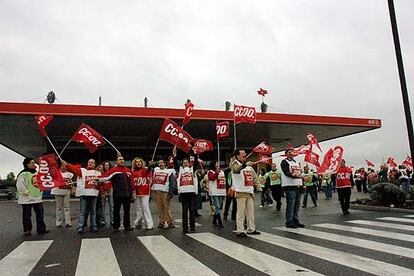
[317,146,344,174]
[159,118,194,153]
[252,142,273,155]
[72,123,106,153]
[36,154,65,191]
[234,105,256,124]
[192,139,214,155]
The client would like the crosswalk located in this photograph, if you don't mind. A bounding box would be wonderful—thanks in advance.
[1,214,414,275]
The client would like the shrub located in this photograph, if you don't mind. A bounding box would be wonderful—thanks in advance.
[369,182,406,206]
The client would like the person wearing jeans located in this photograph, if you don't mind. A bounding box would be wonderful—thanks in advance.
[265,164,283,211]
[302,166,317,208]
[207,161,226,228]
[100,154,134,232]
[64,159,101,234]
[16,157,49,236]
[280,148,304,229]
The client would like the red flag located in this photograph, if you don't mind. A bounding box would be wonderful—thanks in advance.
[305,151,320,168]
[71,123,106,153]
[386,157,398,168]
[257,88,268,97]
[257,154,272,165]
[35,114,53,137]
[159,118,194,153]
[306,133,322,152]
[402,155,413,169]
[317,146,344,174]
[182,102,194,127]
[365,159,375,167]
[216,121,230,139]
[192,139,214,155]
[252,142,273,155]
[234,105,256,124]
[36,154,65,191]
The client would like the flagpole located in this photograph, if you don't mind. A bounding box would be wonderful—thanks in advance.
[217,140,220,164]
[233,122,237,150]
[103,136,121,155]
[151,138,160,161]
[59,138,72,156]
[46,135,63,162]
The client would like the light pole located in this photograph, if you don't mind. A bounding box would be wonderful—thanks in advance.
[387,0,414,159]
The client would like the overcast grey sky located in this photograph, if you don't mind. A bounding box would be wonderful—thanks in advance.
[0,0,413,177]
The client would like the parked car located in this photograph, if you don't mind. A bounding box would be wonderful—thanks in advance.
[0,188,14,200]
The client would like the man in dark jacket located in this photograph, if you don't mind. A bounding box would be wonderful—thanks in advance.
[100,155,133,232]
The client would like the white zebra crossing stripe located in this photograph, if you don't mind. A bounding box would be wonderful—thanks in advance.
[313,223,414,243]
[348,220,414,231]
[0,240,52,276]
[75,238,122,276]
[138,235,218,276]
[405,215,414,218]
[275,227,414,259]
[377,217,414,224]
[187,232,322,275]
[251,231,414,276]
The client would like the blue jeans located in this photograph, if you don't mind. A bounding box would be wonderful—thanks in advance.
[78,196,97,230]
[285,188,301,226]
[211,196,224,215]
[303,186,317,207]
[324,184,333,199]
[103,194,114,225]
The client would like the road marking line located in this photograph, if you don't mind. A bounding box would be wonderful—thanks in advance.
[314,223,414,243]
[348,220,414,231]
[275,227,414,258]
[0,240,52,276]
[405,215,414,218]
[75,238,122,276]
[188,232,322,275]
[251,231,414,276]
[138,235,218,276]
[377,217,414,224]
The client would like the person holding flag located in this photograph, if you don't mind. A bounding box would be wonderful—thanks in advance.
[152,159,176,229]
[63,158,101,233]
[206,160,226,228]
[336,159,355,215]
[16,157,50,236]
[280,148,305,229]
[231,149,262,237]
[51,162,73,227]
[131,157,154,230]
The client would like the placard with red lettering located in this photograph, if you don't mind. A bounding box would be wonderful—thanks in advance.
[72,123,106,153]
[159,118,194,153]
[243,170,254,186]
[153,172,169,185]
[317,146,344,174]
[216,121,230,139]
[234,105,256,124]
[179,172,194,186]
[36,154,65,191]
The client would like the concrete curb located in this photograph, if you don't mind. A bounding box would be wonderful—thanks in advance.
[350,203,414,213]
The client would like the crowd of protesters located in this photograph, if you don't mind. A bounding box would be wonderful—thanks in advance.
[15,149,413,237]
